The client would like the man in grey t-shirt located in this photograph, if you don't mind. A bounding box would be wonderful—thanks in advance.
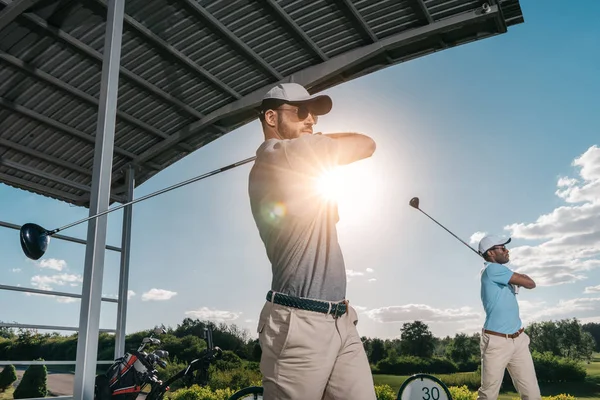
[249,82,377,399]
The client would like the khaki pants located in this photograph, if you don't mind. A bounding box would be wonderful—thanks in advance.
[257,301,376,400]
[477,331,541,400]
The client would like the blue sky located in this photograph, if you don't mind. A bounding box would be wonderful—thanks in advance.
[2,0,600,341]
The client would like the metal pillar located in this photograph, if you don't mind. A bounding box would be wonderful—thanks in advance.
[115,165,134,358]
[73,0,125,398]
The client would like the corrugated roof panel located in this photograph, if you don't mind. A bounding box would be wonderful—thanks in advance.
[429,0,480,21]
[0,0,524,207]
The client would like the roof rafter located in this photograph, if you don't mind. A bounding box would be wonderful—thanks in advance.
[0,51,194,154]
[264,0,328,61]
[86,0,241,100]
[132,4,502,166]
[0,137,92,176]
[0,96,162,170]
[336,0,378,43]
[179,0,283,80]
[0,2,208,122]
[0,0,44,31]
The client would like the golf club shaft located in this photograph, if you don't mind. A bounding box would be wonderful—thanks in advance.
[52,156,257,234]
[416,208,482,258]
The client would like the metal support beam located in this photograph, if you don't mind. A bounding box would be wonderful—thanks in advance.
[114,166,134,358]
[132,5,501,165]
[0,96,161,170]
[0,220,122,252]
[0,322,115,333]
[86,0,241,100]
[0,51,194,153]
[337,0,378,43]
[265,0,328,61]
[73,0,124,398]
[180,0,283,80]
[0,171,84,203]
[0,284,119,303]
[1,3,209,122]
[412,0,434,23]
[0,0,44,31]
[1,158,125,203]
[0,136,92,176]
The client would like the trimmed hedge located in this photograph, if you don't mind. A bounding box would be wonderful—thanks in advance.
[0,364,17,391]
[14,362,47,399]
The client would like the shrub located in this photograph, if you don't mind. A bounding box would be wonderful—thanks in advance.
[13,362,47,399]
[449,385,477,400]
[170,384,235,400]
[375,384,396,400]
[0,364,17,391]
[214,351,243,371]
[531,351,586,383]
[208,367,262,391]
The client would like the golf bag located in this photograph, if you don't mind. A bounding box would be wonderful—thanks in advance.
[95,351,151,400]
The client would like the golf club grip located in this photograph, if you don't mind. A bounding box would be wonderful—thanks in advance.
[55,156,258,233]
[418,209,482,258]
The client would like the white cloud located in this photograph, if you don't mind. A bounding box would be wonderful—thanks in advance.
[470,231,487,245]
[369,278,377,282]
[346,269,364,277]
[31,273,83,291]
[366,268,374,273]
[501,145,600,287]
[38,258,67,271]
[128,290,136,300]
[184,307,241,322]
[365,304,481,323]
[142,288,177,301]
[11,268,21,273]
[57,297,78,304]
[584,285,600,294]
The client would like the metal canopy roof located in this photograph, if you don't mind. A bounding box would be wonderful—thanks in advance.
[0,0,523,208]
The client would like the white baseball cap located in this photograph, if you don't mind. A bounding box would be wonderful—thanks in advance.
[478,235,511,255]
[261,83,332,115]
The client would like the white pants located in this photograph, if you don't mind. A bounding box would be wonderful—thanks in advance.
[257,301,376,400]
[477,331,541,400]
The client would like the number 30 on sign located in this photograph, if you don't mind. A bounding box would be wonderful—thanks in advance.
[396,374,452,400]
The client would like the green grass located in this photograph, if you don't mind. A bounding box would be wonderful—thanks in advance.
[373,358,600,399]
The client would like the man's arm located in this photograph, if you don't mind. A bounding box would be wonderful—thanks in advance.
[322,133,376,165]
[509,272,536,289]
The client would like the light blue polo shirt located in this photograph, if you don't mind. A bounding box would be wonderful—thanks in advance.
[481,262,522,334]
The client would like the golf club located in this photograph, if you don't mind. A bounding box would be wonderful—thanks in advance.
[409,197,482,258]
[20,156,257,260]
[409,197,519,294]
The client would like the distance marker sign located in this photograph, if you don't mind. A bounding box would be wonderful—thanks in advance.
[396,374,452,400]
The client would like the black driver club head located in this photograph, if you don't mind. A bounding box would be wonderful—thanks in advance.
[20,223,50,260]
[409,197,420,209]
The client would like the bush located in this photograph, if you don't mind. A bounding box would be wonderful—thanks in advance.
[214,351,243,371]
[208,367,262,391]
[449,385,477,400]
[13,362,47,399]
[170,384,236,400]
[374,384,396,400]
[531,351,586,383]
[0,364,17,391]
[375,356,458,375]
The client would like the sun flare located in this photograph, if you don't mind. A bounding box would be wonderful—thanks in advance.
[316,167,347,202]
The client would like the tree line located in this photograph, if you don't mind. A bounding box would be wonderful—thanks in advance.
[0,317,598,372]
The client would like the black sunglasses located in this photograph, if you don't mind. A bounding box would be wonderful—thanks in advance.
[276,105,317,121]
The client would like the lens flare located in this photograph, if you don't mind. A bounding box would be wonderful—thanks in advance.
[316,167,345,202]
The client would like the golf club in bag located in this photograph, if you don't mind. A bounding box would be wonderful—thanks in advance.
[20,156,257,260]
[408,197,519,294]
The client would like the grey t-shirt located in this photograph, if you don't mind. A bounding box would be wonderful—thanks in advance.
[248,134,346,301]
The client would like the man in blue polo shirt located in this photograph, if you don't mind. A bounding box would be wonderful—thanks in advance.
[477,235,541,400]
